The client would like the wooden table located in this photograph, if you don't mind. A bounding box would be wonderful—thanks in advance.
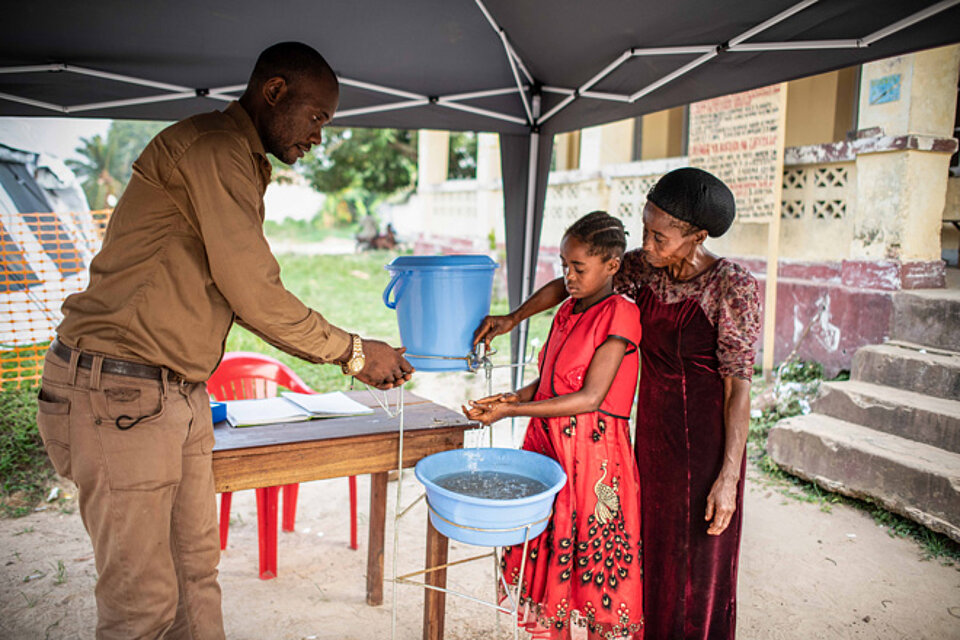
[212,390,473,640]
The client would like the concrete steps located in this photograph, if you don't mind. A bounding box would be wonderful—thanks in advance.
[890,289,960,352]
[814,380,960,454]
[852,341,960,401]
[768,414,960,543]
[768,286,960,543]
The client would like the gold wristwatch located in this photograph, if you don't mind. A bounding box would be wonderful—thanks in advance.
[341,334,365,375]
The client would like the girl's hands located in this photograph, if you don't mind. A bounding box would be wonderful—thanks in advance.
[462,392,519,425]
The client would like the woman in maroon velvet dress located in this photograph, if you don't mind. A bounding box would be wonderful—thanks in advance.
[475,168,760,639]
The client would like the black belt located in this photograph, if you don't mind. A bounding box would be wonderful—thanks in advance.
[51,338,183,382]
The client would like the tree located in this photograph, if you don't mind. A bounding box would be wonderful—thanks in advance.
[298,128,417,224]
[66,120,167,209]
[448,131,478,180]
[107,120,167,185]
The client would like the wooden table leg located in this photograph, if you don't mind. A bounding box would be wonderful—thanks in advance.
[366,472,388,606]
[422,517,448,640]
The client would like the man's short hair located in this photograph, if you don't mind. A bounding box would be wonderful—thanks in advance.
[248,42,336,88]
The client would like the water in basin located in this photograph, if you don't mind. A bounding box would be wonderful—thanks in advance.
[434,470,549,500]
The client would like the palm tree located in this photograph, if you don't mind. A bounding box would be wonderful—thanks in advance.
[66,121,166,209]
[66,134,120,209]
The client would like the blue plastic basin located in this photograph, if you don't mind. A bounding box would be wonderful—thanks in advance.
[383,255,497,371]
[415,448,567,547]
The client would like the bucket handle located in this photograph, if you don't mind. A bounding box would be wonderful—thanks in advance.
[382,271,408,309]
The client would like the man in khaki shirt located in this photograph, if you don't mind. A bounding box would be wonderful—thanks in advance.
[36,42,412,639]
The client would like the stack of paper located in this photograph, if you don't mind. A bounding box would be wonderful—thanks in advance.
[225,391,374,427]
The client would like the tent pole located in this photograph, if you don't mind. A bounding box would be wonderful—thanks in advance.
[516,95,542,389]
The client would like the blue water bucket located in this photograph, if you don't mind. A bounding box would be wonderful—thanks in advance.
[415,448,567,547]
[383,255,498,371]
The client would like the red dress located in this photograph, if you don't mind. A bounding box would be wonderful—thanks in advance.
[502,294,644,639]
[614,251,761,640]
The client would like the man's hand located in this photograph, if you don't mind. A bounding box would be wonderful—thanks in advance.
[353,339,414,390]
[472,314,518,351]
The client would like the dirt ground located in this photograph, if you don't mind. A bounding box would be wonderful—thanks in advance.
[2,371,959,639]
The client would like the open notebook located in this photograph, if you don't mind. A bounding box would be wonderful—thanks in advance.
[225,391,374,427]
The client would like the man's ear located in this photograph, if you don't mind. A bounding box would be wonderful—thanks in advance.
[262,76,288,107]
[694,229,708,245]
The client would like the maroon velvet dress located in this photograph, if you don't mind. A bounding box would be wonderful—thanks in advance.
[614,250,760,640]
[502,294,645,639]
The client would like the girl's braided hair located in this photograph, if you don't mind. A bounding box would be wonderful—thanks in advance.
[563,210,627,260]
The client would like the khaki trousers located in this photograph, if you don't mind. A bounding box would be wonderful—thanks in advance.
[36,346,225,640]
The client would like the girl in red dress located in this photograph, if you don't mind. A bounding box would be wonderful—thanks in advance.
[465,211,644,639]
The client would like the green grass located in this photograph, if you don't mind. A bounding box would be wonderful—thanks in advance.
[0,383,55,517]
[225,250,406,392]
[0,248,553,516]
[225,249,554,392]
[262,219,358,244]
[1,343,47,387]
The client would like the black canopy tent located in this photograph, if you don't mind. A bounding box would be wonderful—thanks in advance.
[3,0,958,372]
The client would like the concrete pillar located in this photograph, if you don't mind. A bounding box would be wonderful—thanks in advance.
[476,133,503,246]
[416,130,450,235]
[553,132,581,171]
[417,130,450,189]
[475,132,500,184]
[852,45,960,267]
[640,107,685,160]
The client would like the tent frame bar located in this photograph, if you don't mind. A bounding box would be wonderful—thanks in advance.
[474,0,534,85]
[339,77,426,101]
[443,86,523,101]
[475,0,535,125]
[0,0,956,126]
[516,94,542,387]
[536,0,959,124]
[435,98,528,125]
[861,0,960,46]
[336,99,430,119]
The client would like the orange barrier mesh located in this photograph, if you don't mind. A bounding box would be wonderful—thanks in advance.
[1,209,112,389]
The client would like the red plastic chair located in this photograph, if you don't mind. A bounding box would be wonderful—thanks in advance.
[207,352,358,579]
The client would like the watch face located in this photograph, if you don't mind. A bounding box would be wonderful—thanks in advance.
[349,358,364,374]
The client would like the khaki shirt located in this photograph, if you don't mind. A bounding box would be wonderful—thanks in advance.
[58,102,350,382]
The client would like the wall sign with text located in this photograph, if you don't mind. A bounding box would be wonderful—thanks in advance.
[688,84,787,223]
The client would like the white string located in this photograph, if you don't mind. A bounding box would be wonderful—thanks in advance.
[388,383,404,639]
[384,339,538,638]
[365,385,403,418]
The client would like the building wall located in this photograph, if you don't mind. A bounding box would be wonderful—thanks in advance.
[784,68,858,147]
[640,107,686,160]
[404,45,960,374]
[943,176,960,266]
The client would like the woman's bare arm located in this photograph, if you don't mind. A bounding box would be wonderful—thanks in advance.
[472,278,568,350]
[705,376,751,535]
[464,337,627,425]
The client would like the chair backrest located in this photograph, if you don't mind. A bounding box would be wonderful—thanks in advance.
[207,352,313,400]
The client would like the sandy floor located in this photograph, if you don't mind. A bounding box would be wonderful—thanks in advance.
[2,373,959,639]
